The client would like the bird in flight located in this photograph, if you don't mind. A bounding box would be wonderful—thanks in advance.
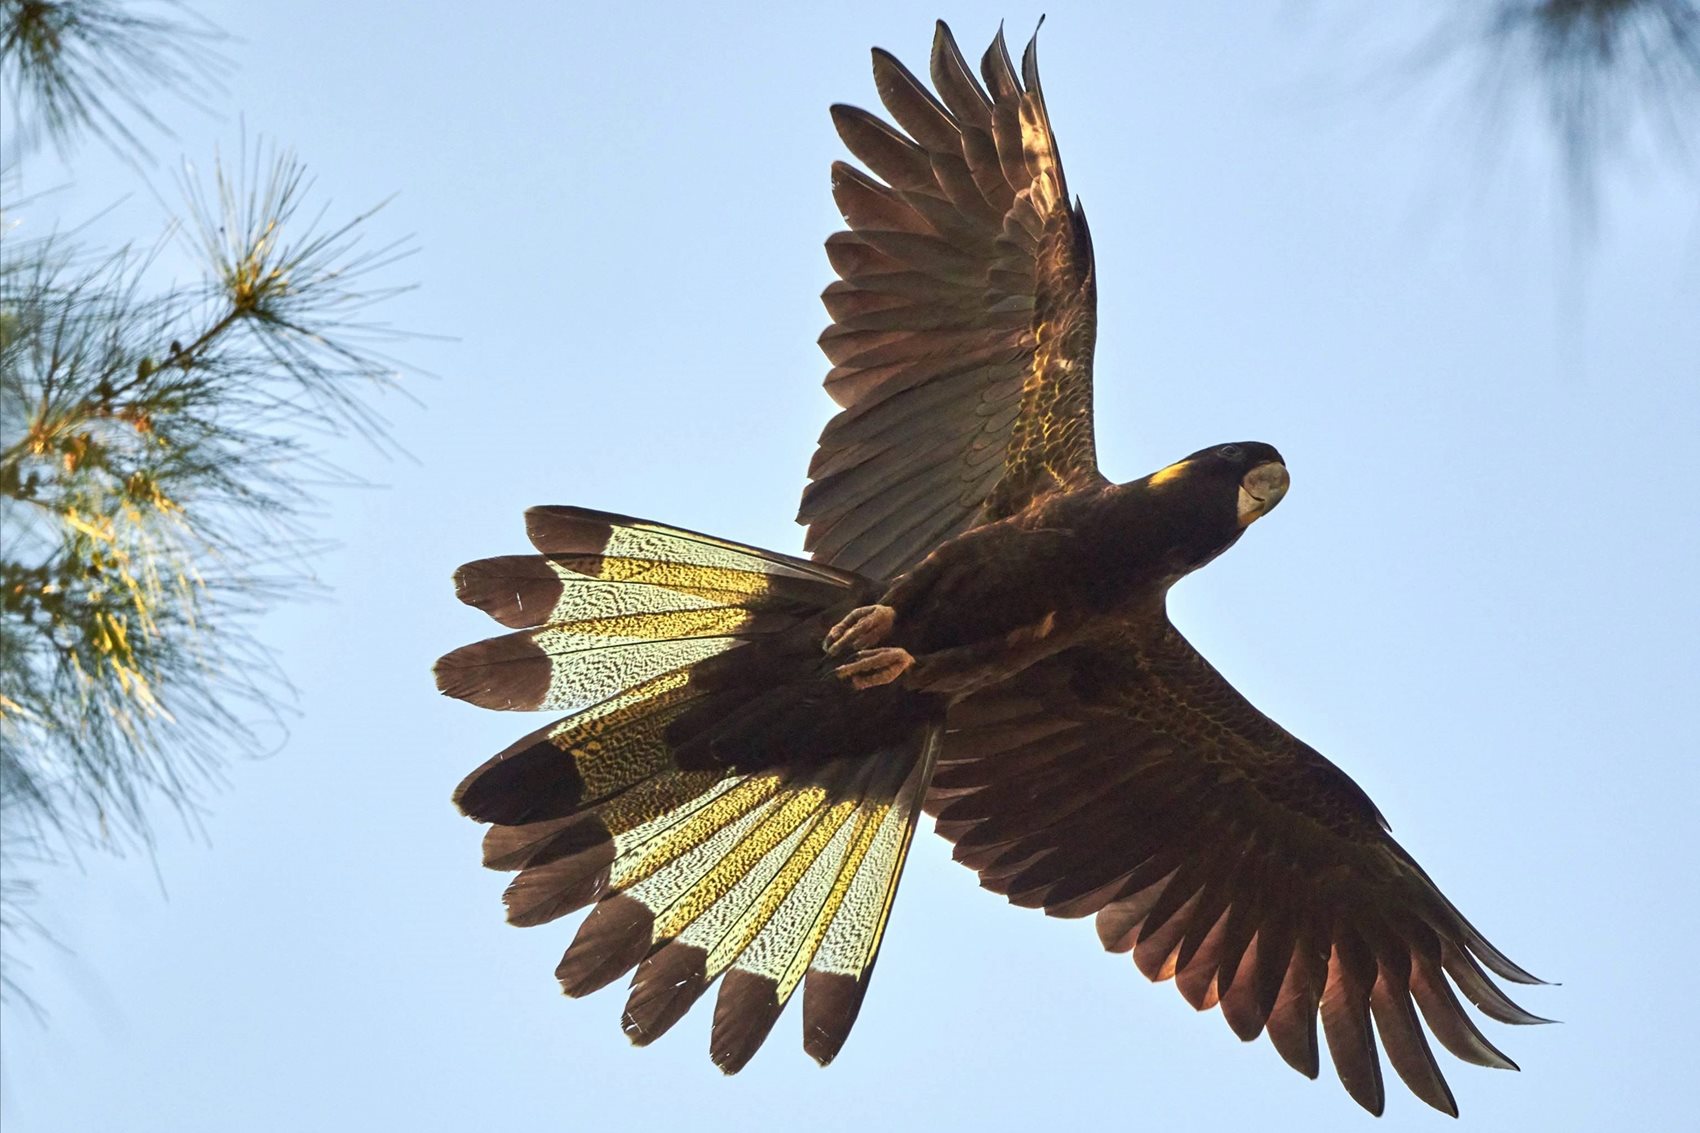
[435,21,1547,1116]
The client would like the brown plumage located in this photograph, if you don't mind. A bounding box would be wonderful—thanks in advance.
[435,21,1547,1116]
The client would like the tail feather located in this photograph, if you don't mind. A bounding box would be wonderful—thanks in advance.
[623,756,887,1050]
[452,553,780,631]
[437,507,942,1070]
[522,506,847,581]
[453,678,726,825]
[437,504,858,714]
[803,732,937,1065]
[501,843,615,928]
[434,617,780,714]
[482,814,600,870]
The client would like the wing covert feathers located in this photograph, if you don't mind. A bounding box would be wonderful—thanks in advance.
[932,627,1547,1116]
[439,507,940,1070]
[801,21,1103,580]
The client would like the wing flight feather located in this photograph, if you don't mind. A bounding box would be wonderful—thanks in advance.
[800,22,1103,580]
[931,623,1547,1117]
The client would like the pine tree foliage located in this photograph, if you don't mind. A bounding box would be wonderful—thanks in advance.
[0,1,411,1007]
[0,0,227,161]
[1419,0,1700,221]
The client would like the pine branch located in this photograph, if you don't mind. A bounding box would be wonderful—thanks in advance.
[0,145,415,1008]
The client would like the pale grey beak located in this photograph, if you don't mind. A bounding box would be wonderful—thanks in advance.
[1237,461,1290,527]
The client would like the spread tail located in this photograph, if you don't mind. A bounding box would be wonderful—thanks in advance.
[435,506,941,1070]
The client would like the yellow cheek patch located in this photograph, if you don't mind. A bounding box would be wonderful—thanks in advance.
[1147,460,1190,489]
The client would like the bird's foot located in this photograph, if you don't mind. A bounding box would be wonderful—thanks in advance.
[833,646,914,690]
[823,604,897,657]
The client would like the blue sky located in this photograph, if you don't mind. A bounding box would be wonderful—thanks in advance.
[4,3,1698,1130]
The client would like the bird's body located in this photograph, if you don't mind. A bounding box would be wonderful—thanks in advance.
[830,442,1286,699]
[435,22,1547,1116]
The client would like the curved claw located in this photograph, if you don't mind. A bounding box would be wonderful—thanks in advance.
[823,604,897,657]
[833,646,914,690]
